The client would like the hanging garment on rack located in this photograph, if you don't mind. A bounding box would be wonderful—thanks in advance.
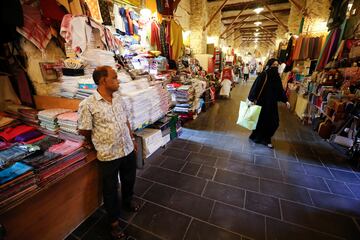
[126,9,134,35]
[114,4,125,34]
[16,4,52,51]
[156,0,174,16]
[327,0,349,30]
[151,21,161,51]
[98,0,112,25]
[160,21,169,58]
[292,36,303,60]
[317,29,341,70]
[85,0,103,23]
[170,19,183,61]
[129,11,140,35]
[39,0,68,25]
[119,7,130,35]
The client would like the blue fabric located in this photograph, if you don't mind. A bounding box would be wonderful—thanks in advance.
[0,162,33,184]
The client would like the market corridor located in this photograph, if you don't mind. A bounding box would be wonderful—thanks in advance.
[70,82,360,240]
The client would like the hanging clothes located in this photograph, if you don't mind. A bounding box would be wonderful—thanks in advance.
[170,19,183,61]
[16,4,52,51]
[98,0,112,25]
[119,7,130,35]
[316,29,341,70]
[160,21,169,58]
[151,21,161,51]
[85,0,103,23]
[156,0,174,16]
[114,4,125,34]
[39,0,68,26]
[126,9,134,35]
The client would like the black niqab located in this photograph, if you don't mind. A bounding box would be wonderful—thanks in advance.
[247,58,288,144]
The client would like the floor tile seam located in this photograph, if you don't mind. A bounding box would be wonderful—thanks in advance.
[125,222,167,240]
[137,195,213,222]
[267,217,348,240]
[353,216,360,232]
[278,195,360,219]
[200,180,209,196]
[194,203,255,240]
[344,182,360,200]
[259,173,331,193]
[144,164,208,181]
[308,186,359,200]
[181,218,193,240]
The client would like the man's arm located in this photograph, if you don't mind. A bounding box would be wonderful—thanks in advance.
[126,120,137,152]
[79,130,93,148]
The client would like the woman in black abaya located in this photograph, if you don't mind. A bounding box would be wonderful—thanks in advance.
[248,58,290,148]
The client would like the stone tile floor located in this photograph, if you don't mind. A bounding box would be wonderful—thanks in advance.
[68,81,360,240]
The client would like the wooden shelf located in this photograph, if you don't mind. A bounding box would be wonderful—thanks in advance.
[34,95,81,111]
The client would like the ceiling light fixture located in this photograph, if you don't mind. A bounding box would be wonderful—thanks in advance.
[254,32,260,36]
[255,28,259,32]
[254,7,264,14]
[254,21,262,26]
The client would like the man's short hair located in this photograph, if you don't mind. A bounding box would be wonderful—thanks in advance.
[93,66,111,85]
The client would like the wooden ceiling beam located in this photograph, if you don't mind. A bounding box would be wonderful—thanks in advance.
[221,16,250,39]
[262,0,289,31]
[221,8,290,21]
[203,0,229,31]
[219,1,251,38]
[223,18,286,26]
[222,0,289,12]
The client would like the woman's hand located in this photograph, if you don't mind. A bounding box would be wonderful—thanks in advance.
[286,101,291,109]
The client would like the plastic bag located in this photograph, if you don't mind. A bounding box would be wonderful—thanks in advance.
[237,101,262,130]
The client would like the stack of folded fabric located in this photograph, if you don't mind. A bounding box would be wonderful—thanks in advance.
[0,144,40,168]
[18,109,39,127]
[57,112,84,142]
[75,88,97,100]
[4,103,32,119]
[136,128,164,158]
[59,75,81,98]
[122,86,169,130]
[0,124,44,144]
[37,140,87,185]
[0,162,37,208]
[38,109,73,134]
[0,115,16,130]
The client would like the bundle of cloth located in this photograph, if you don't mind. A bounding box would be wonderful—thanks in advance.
[38,109,73,133]
[57,112,84,142]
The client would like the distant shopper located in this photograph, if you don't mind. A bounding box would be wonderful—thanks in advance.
[220,65,234,97]
[78,66,139,239]
[248,59,290,148]
[256,62,263,75]
[243,64,250,83]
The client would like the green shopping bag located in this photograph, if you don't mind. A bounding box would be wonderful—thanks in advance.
[237,101,262,130]
[237,74,268,130]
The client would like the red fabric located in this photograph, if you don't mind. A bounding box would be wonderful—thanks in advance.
[0,125,36,142]
[222,68,233,81]
[39,0,67,24]
[16,4,52,51]
[151,21,161,51]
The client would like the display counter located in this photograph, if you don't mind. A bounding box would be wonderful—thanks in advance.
[0,96,102,240]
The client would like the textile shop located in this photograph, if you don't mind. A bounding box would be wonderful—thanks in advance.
[277,0,360,165]
[0,0,221,239]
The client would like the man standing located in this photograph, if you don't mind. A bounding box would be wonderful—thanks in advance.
[78,66,139,239]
